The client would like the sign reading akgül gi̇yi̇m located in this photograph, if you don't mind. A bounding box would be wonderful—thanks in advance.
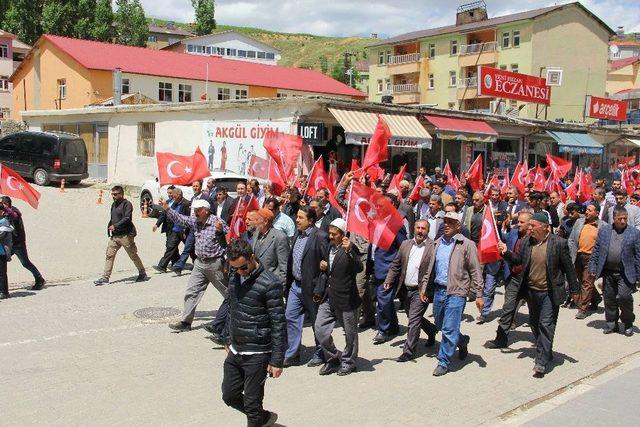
[585,95,627,121]
[478,66,551,105]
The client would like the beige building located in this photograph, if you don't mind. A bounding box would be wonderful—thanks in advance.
[147,22,194,50]
[367,1,613,122]
[0,30,30,122]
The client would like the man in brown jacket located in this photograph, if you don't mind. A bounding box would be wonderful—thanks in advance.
[384,219,438,362]
[420,212,483,376]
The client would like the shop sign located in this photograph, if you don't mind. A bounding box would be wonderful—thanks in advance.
[478,66,551,105]
[585,96,627,121]
[558,145,603,155]
[297,122,325,146]
[345,132,432,149]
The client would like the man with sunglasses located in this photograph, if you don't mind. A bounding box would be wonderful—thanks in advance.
[222,239,284,427]
[94,186,147,285]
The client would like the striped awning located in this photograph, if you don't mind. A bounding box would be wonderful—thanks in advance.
[328,108,432,149]
[546,131,604,155]
[625,138,640,148]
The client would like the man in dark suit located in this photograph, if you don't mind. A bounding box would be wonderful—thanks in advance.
[153,187,190,272]
[284,206,329,367]
[310,198,335,233]
[384,219,437,362]
[592,187,614,223]
[314,218,362,376]
[588,206,640,336]
[316,188,342,224]
[210,187,235,224]
[251,208,290,285]
[498,212,578,377]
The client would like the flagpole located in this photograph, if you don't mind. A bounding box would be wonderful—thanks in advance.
[488,199,503,257]
[345,183,354,234]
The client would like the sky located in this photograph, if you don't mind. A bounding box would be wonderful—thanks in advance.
[140,0,640,37]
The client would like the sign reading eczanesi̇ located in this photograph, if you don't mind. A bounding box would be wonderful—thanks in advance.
[585,96,627,121]
[478,66,551,105]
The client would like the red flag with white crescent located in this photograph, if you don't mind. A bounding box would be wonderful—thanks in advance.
[156,147,210,186]
[479,205,502,264]
[328,164,338,194]
[227,195,260,240]
[388,163,406,195]
[263,131,303,182]
[248,155,269,179]
[443,160,460,191]
[408,175,425,203]
[361,116,391,172]
[0,164,40,209]
[532,166,546,191]
[268,159,286,196]
[305,156,329,198]
[467,154,484,192]
[546,154,572,180]
[346,181,403,250]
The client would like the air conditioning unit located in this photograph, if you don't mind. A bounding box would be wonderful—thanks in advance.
[490,100,506,115]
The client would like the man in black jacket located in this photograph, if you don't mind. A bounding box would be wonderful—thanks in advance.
[94,186,147,285]
[222,239,284,427]
[210,187,235,224]
[153,187,190,273]
[314,218,362,376]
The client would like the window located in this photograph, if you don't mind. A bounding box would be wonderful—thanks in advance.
[178,84,192,102]
[57,79,66,99]
[158,82,172,102]
[509,99,518,108]
[0,76,8,91]
[378,51,385,65]
[386,50,391,64]
[217,88,230,100]
[265,52,275,60]
[449,71,457,87]
[377,79,383,93]
[257,51,266,59]
[247,50,256,58]
[235,89,248,100]
[0,44,8,58]
[205,46,213,55]
[216,47,225,55]
[428,74,434,89]
[226,48,237,56]
[499,65,507,70]
[277,93,288,98]
[137,122,155,157]
[429,43,436,58]
[0,108,10,120]
[196,45,204,54]
[502,32,510,48]
[384,78,391,92]
[510,64,519,73]
[147,35,157,43]
[187,44,195,53]
[450,40,458,55]
[513,30,520,47]
[121,78,130,95]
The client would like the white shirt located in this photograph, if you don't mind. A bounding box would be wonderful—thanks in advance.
[216,201,224,218]
[404,240,426,287]
[426,210,443,240]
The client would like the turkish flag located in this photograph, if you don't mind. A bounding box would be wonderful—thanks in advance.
[306,156,329,197]
[268,159,286,196]
[532,166,546,191]
[350,159,362,178]
[511,162,527,196]
[0,164,40,209]
[478,205,502,264]
[248,155,269,179]
[346,181,404,250]
[361,116,391,172]
[263,131,303,181]
[484,174,500,200]
[408,175,425,203]
[565,175,578,202]
[228,195,260,240]
[546,154,572,180]
[622,168,634,196]
[156,147,210,186]
[577,170,593,203]
[467,154,484,192]
[388,163,406,195]
[443,160,460,191]
[328,164,339,193]
[500,170,510,197]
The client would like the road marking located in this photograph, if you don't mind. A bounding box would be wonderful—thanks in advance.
[0,323,149,348]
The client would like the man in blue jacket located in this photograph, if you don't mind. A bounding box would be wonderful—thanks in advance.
[588,206,640,336]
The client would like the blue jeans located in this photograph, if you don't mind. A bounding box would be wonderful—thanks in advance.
[173,230,195,269]
[482,261,502,316]
[433,286,467,368]
[375,278,398,335]
[284,281,323,360]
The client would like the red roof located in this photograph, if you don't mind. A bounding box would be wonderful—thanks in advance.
[609,57,640,71]
[424,115,497,136]
[39,35,366,98]
[610,40,640,47]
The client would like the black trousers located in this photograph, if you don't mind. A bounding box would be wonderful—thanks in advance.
[603,271,636,328]
[222,351,271,427]
[210,298,230,337]
[403,288,436,357]
[0,255,7,295]
[495,278,525,343]
[527,289,559,367]
[157,231,182,269]
[13,245,43,281]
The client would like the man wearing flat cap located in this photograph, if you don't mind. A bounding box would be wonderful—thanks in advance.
[497,212,578,378]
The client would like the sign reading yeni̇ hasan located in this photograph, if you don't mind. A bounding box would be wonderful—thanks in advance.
[585,96,627,121]
[478,66,551,105]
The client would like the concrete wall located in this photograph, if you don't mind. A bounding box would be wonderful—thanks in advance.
[0,36,14,117]
[607,63,640,95]
[419,34,462,108]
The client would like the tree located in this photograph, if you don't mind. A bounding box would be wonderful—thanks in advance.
[330,60,348,84]
[75,0,98,40]
[319,56,329,74]
[41,0,79,38]
[92,0,114,42]
[2,0,45,45]
[114,0,148,47]
[192,0,216,36]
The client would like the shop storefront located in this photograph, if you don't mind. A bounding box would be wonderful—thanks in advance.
[545,131,604,175]
[605,137,640,175]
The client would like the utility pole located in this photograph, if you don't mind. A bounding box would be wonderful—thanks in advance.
[344,51,355,87]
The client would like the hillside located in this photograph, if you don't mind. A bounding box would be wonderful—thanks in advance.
[148,18,373,71]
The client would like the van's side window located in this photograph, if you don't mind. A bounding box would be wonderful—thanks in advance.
[0,136,16,151]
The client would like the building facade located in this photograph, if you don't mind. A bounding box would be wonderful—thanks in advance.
[0,30,30,122]
[162,31,281,65]
[609,39,640,61]
[147,22,194,50]
[366,2,613,122]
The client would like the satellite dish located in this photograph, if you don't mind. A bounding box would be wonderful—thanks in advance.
[610,44,619,55]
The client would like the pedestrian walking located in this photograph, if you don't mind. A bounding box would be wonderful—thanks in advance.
[0,209,14,299]
[172,180,208,275]
[152,188,190,273]
[222,239,284,427]
[94,186,147,285]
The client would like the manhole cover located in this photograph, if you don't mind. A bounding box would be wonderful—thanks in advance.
[134,307,181,321]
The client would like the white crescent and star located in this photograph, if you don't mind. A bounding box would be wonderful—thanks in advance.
[314,176,325,190]
[481,218,492,241]
[234,218,244,236]
[166,161,184,178]
[354,197,373,223]
[6,176,19,191]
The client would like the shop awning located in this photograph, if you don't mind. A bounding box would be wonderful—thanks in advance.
[546,131,604,155]
[624,138,640,148]
[328,108,432,149]
[424,115,498,143]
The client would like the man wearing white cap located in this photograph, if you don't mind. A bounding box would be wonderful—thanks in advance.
[158,198,229,331]
[313,218,362,376]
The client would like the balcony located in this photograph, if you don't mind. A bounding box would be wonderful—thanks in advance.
[457,77,477,88]
[390,83,420,104]
[458,41,498,67]
[393,83,419,93]
[387,53,421,75]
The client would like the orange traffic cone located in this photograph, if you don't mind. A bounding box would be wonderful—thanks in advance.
[96,190,103,205]
[142,200,149,218]
[60,179,66,192]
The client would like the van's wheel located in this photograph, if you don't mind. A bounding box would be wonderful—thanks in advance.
[33,168,50,186]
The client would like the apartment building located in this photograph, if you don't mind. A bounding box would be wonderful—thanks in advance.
[163,31,281,65]
[147,22,194,50]
[0,30,30,121]
[367,1,613,122]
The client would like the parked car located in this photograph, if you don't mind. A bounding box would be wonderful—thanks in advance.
[0,131,89,186]
[139,170,266,217]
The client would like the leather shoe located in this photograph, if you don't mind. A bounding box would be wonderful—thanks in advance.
[319,361,340,375]
[283,357,300,368]
[262,411,278,427]
[396,353,413,363]
[94,277,109,286]
[575,311,587,319]
[486,339,508,349]
[32,278,46,290]
[168,321,191,332]
[432,365,448,376]
[372,332,391,345]
[623,326,634,337]
[533,364,546,378]
[458,336,469,360]
[307,357,325,367]
[476,315,487,324]
[153,265,167,273]
[135,273,148,282]
[358,320,375,330]
[0,292,9,299]
[337,365,357,376]
[603,324,618,334]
